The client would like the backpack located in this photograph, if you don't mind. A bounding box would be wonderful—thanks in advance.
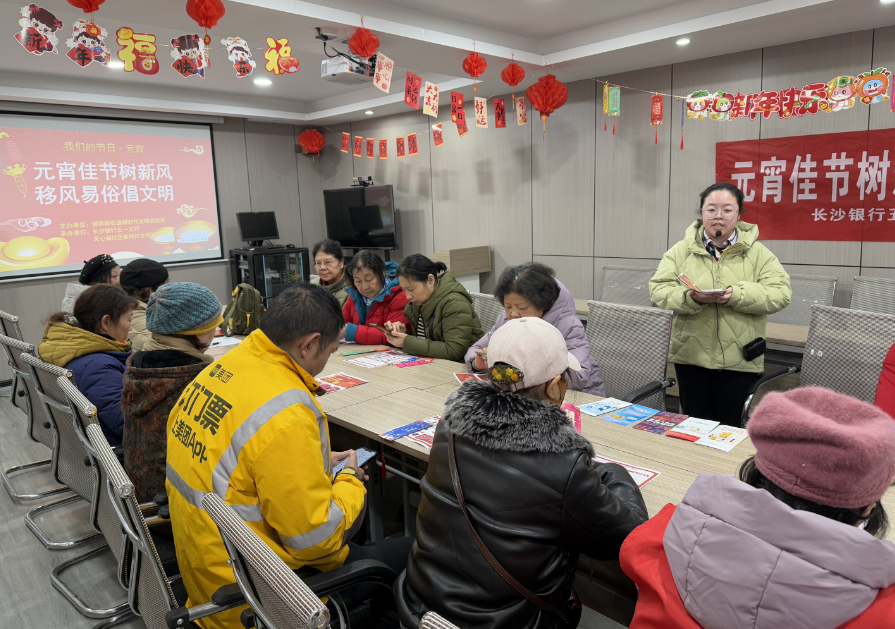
[221,283,264,336]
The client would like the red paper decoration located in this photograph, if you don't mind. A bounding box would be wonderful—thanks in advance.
[67,0,105,12]
[186,0,225,30]
[500,63,524,87]
[298,129,325,154]
[349,27,379,59]
[525,74,569,121]
[462,52,487,92]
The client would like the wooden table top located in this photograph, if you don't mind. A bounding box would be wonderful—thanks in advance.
[207,337,892,541]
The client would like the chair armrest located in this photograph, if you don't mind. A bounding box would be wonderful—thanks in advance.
[302,559,396,597]
[157,505,170,520]
[622,378,676,405]
[211,583,246,607]
[240,609,255,629]
[153,490,168,506]
[741,365,801,426]
[165,584,245,629]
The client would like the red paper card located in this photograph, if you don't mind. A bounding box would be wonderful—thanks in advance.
[396,136,406,158]
[651,94,663,126]
[451,91,464,122]
[432,124,444,147]
[495,98,507,128]
[408,133,419,156]
[405,71,422,109]
[341,132,350,153]
[366,138,375,159]
[379,138,388,159]
[456,107,469,137]
[353,135,362,157]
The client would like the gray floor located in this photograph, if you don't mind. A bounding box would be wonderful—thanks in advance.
[0,385,624,629]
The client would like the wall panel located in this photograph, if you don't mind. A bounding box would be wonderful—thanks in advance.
[295,123,353,250]
[533,255,595,300]
[243,121,303,246]
[592,257,661,301]
[595,66,672,260]
[430,92,532,292]
[532,80,596,257]
[212,118,252,255]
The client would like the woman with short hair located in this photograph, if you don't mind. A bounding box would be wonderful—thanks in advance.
[398,317,648,628]
[342,250,409,345]
[465,262,604,396]
[61,253,120,314]
[650,182,791,425]
[310,239,349,307]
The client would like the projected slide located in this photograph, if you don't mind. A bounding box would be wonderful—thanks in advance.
[0,114,220,280]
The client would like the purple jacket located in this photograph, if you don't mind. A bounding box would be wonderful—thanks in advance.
[665,473,895,629]
[464,280,605,396]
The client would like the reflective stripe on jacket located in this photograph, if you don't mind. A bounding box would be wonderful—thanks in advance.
[166,330,366,629]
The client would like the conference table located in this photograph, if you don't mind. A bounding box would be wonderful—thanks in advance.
[207,336,893,623]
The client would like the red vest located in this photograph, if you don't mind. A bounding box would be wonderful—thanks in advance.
[619,504,895,629]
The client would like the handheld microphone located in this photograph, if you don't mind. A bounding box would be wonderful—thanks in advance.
[715,230,722,238]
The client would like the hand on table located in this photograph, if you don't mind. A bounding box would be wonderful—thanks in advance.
[386,331,406,348]
[384,321,407,334]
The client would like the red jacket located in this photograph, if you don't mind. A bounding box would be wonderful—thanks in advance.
[343,284,410,345]
[619,504,895,629]
[875,344,895,418]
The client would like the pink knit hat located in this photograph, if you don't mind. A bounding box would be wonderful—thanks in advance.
[748,387,895,509]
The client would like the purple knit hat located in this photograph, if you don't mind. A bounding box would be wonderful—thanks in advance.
[748,386,895,509]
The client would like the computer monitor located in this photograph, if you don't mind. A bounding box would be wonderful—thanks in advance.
[237,212,280,246]
[323,185,397,250]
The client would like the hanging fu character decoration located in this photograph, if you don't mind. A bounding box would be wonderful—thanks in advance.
[222,37,255,78]
[66,18,110,67]
[264,37,299,75]
[116,27,159,74]
[17,4,63,55]
[170,34,206,78]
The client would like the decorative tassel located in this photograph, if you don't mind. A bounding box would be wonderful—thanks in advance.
[680,133,684,150]
[655,130,658,145]
[380,439,387,478]
[612,121,615,135]
[604,118,607,131]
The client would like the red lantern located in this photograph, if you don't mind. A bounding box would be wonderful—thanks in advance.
[298,129,326,154]
[526,74,569,121]
[186,0,225,31]
[67,0,104,12]
[349,27,380,59]
[501,62,525,109]
[462,52,487,92]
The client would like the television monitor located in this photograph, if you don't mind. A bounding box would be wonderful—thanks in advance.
[323,185,397,249]
[237,212,279,245]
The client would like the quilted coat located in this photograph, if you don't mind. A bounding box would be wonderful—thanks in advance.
[464,280,604,396]
[620,473,895,629]
[343,261,410,345]
[650,221,791,373]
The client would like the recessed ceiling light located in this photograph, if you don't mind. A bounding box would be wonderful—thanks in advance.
[254,78,272,86]
[676,38,690,46]
[107,60,124,69]
[364,110,374,115]
[882,0,895,5]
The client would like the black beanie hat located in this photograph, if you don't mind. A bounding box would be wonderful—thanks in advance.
[79,253,118,285]
[120,258,169,289]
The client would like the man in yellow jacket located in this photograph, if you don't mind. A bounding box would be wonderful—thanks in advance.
[166,284,367,629]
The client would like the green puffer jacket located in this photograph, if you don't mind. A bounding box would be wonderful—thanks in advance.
[403,271,484,362]
[650,220,791,374]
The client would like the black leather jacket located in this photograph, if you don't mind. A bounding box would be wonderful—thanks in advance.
[398,381,649,629]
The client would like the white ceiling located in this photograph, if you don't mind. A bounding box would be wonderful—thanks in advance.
[1,0,894,124]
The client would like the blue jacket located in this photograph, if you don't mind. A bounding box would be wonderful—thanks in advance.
[67,350,131,446]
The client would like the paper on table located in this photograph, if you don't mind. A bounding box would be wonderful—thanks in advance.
[210,336,242,348]
[316,372,368,391]
[405,416,441,449]
[561,402,582,433]
[593,454,661,488]
[580,398,632,417]
[346,350,414,368]
[381,416,439,442]
[666,418,720,442]
[600,404,659,427]
[696,425,749,452]
[633,411,689,435]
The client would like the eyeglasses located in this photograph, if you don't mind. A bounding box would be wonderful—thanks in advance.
[314,259,337,268]
[702,208,738,218]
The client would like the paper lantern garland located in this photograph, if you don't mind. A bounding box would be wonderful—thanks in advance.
[462,52,487,92]
[501,62,525,107]
[526,74,568,121]
[349,26,379,59]
[66,0,104,13]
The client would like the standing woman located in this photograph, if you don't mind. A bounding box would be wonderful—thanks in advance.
[61,253,120,314]
[119,258,169,351]
[650,182,791,425]
[384,254,484,361]
[310,239,349,307]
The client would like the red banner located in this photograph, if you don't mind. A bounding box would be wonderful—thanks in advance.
[432,124,444,148]
[341,132,350,153]
[495,98,506,128]
[451,91,463,122]
[379,138,388,159]
[366,138,375,159]
[405,72,422,109]
[717,130,895,241]
[396,136,406,158]
[353,135,362,157]
[408,133,418,156]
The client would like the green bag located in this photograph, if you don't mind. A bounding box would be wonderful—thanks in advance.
[222,283,264,337]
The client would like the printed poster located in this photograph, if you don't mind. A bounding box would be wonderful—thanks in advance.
[423,82,439,117]
[475,97,488,128]
[405,71,421,109]
[516,97,528,125]
[373,51,394,93]
[495,98,507,128]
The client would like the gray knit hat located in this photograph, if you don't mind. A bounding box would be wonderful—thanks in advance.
[146,282,223,335]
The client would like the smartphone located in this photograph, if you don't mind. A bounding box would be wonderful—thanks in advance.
[700,288,726,294]
[474,348,487,357]
[369,323,392,335]
[332,447,377,477]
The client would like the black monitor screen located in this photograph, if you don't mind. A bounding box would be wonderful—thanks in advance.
[237,212,280,242]
[323,185,397,249]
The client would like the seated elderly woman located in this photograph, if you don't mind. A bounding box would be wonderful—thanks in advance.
[465,262,605,396]
[396,317,648,629]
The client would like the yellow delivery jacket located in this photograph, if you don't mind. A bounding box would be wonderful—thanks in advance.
[166,330,367,629]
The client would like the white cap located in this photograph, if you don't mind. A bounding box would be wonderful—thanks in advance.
[487,317,581,390]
